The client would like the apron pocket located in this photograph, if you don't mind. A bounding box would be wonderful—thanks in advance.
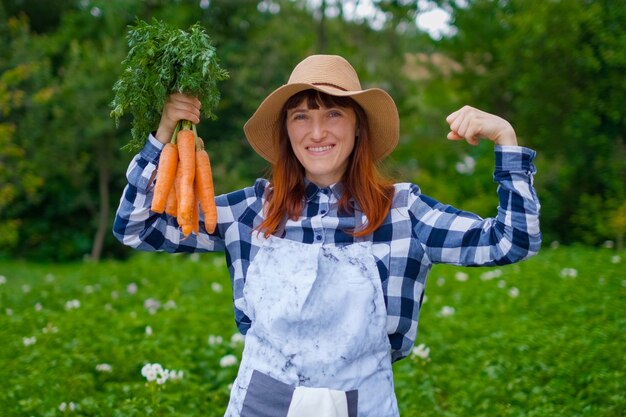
[240,370,294,417]
[240,370,358,417]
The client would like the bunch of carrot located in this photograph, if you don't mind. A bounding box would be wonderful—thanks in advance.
[150,120,217,237]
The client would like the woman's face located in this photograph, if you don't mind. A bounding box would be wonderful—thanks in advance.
[286,99,357,187]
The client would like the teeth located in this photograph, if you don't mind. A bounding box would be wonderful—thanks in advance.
[308,145,333,152]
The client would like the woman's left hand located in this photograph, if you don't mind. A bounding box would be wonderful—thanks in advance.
[446,105,518,146]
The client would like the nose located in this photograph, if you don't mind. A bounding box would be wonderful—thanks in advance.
[310,119,327,142]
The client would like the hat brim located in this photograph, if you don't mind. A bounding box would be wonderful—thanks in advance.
[244,83,399,164]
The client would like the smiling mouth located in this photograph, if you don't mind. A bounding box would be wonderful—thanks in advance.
[307,145,335,153]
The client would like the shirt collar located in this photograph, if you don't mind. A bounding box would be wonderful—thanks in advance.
[304,179,345,202]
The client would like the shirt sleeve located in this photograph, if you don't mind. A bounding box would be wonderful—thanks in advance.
[409,146,542,266]
[112,134,252,253]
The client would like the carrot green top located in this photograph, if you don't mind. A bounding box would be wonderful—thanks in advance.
[110,18,228,152]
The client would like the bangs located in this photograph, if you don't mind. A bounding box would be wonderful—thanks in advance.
[284,89,356,111]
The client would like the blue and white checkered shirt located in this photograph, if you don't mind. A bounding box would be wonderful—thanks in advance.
[114,135,541,361]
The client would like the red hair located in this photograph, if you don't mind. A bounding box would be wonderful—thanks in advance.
[258,90,395,237]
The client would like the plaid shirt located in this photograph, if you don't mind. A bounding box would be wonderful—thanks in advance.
[114,135,541,361]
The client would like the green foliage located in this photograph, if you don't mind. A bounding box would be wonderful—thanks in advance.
[2,0,626,260]
[110,18,229,152]
[0,252,239,416]
[437,0,626,244]
[0,246,623,415]
[0,17,47,251]
[397,244,625,416]
[0,11,133,261]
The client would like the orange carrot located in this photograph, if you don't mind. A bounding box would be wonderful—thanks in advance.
[180,188,195,238]
[175,163,185,226]
[175,163,193,237]
[176,127,196,226]
[181,222,194,237]
[195,138,218,234]
[150,142,178,213]
[165,180,178,217]
[192,198,200,235]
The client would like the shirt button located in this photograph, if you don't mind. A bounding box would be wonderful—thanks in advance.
[315,235,322,241]
[322,189,329,194]
[320,209,327,215]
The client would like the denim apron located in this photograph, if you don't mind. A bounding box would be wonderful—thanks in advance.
[224,236,399,417]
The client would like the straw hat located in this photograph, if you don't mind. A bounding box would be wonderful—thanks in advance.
[243,54,399,164]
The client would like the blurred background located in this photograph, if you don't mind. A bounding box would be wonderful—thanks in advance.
[1,0,625,262]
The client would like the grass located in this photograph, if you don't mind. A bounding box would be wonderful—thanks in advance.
[0,245,623,416]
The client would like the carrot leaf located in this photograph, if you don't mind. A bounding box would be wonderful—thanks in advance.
[110,18,228,152]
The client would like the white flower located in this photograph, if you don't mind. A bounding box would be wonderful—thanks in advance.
[21,284,31,293]
[219,354,238,367]
[5,308,13,316]
[42,323,59,334]
[59,402,77,412]
[145,326,153,336]
[84,285,95,294]
[189,253,201,262]
[0,275,6,285]
[64,299,80,310]
[35,303,43,312]
[436,277,445,286]
[611,255,621,264]
[144,298,161,314]
[141,363,172,384]
[440,306,455,317]
[127,283,138,294]
[455,155,476,175]
[142,363,163,382]
[411,343,430,360]
[480,269,503,281]
[45,273,55,283]
[230,333,245,346]
[497,280,507,288]
[560,268,578,278]
[23,336,37,346]
[212,257,226,267]
[208,335,223,346]
[454,271,469,282]
[96,363,113,372]
[602,240,614,249]
[141,364,156,381]
[156,370,169,385]
[168,369,184,381]
[211,282,223,293]
[508,287,520,298]
[164,300,177,310]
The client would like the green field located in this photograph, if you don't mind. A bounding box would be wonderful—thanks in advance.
[1,245,623,416]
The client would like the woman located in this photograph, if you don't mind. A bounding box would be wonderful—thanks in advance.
[114,54,541,417]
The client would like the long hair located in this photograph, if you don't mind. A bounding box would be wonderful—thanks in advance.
[257,89,395,237]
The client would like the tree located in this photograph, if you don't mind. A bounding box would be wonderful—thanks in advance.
[0,16,48,254]
[437,0,626,244]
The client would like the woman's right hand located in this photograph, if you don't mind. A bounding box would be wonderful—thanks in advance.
[154,93,202,144]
